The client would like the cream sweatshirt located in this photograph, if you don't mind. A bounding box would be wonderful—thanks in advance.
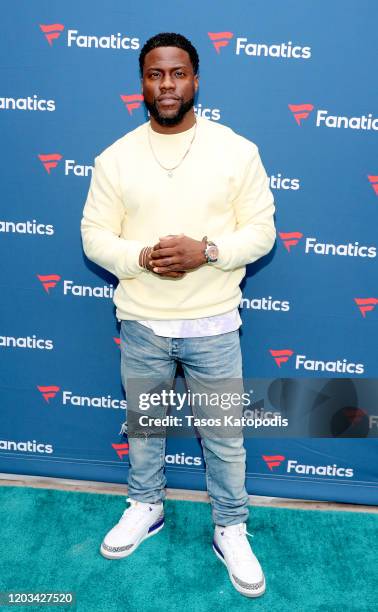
[81,117,275,320]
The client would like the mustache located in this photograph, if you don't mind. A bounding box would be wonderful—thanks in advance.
[156,95,182,102]
[144,96,195,127]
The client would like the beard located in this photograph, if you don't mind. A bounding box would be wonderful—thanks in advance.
[144,96,195,127]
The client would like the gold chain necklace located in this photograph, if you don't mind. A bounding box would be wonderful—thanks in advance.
[148,121,197,178]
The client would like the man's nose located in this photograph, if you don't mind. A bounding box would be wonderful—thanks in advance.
[160,73,175,90]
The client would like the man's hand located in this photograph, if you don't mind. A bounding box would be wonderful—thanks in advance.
[149,234,206,274]
[138,244,185,278]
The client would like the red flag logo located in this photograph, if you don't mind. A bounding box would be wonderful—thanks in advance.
[278,231,303,252]
[262,454,285,471]
[38,153,63,174]
[208,32,234,54]
[288,103,314,126]
[39,24,65,46]
[113,337,121,347]
[269,349,294,368]
[368,175,378,196]
[37,274,61,293]
[120,94,144,115]
[112,442,129,459]
[344,408,367,425]
[37,385,60,403]
[354,297,378,318]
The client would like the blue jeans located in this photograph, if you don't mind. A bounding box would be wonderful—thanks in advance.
[120,320,249,526]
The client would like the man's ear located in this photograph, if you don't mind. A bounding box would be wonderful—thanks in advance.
[194,75,199,94]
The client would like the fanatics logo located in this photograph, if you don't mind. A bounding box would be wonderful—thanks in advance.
[113,337,121,347]
[37,385,60,403]
[37,274,61,293]
[236,38,311,59]
[269,349,294,367]
[112,442,129,459]
[262,455,285,470]
[0,219,54,236]
[165,453,202,466]
[194,104,221,122]
[38,153,62,174]
[0,95,55,112]
[39,24,65,46]
[38,153,93,177]
[269,348,364,374]
[239,296,290,312]
[39,24,139,50]
[0,335,53,350]
[344,407,367,425]
[67,30,139,50]
[209,31,310,59]
[288,103,314,126]
[262,455,354,478]
[0,439,53,454]
[289,104,378,131]
[120,94,144,115]
[278,231,303,252]
[37,275,114,298]
[368,175,378,196]
[208,32,234,54]
[279,232,376,258]
[36,387,126,409]
[269,173,300,191]
[354,297,378,318]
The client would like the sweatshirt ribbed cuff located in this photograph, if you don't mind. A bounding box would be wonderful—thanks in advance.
[211,235,235,271]
[121,240,145,277]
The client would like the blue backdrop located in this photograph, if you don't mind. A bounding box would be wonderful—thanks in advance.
[1,0,377,505]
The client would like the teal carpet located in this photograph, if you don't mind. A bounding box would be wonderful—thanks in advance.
[0,486,377,612]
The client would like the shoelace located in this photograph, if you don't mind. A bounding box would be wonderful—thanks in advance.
[117,498,154,531]
[221,524,254,538]
[221,524,255,563]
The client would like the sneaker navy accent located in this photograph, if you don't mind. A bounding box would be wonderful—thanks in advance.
[148,516,164,533]
[212,540,224,558]
[100,497,164,559]
[213,523,266,598]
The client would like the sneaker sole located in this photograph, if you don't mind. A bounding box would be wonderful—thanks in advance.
[100,517,164,559]
[212,542,266,598]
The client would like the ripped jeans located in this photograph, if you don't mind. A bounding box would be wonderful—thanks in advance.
[120,320,249,526]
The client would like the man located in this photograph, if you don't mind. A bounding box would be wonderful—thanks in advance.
[81,32,275,598]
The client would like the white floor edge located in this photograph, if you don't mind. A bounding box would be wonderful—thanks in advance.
[1,472,376,513]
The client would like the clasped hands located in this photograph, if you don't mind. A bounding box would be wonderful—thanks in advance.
[141,234,206,279]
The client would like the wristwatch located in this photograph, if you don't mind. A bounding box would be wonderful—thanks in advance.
[202,236,219,263]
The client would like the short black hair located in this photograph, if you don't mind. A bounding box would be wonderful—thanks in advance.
[139,32,199,76]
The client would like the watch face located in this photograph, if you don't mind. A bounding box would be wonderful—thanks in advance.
[207,245,218,261]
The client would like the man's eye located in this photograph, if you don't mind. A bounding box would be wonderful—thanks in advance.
[175,71,184,77]
[150,72,160,78]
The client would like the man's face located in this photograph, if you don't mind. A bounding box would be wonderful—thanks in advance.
[141,46,199,127]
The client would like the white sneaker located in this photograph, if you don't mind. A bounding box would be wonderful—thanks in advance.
[100,497,164,559]
[213,523,266,597]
